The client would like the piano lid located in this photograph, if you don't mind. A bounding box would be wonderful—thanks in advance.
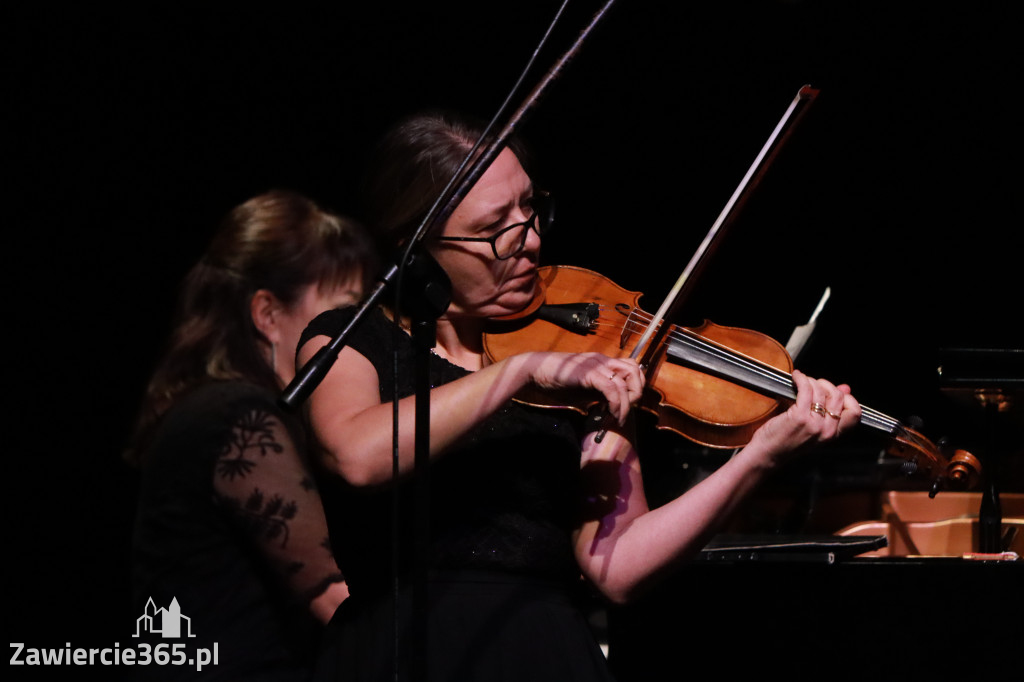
[937,347,1023,416]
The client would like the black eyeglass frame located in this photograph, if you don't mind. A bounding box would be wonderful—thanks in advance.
[435,192,552,260]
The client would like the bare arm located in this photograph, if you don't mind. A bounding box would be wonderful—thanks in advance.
[310,582,350,625]
[300,333,643,487]
[573,370,861,604]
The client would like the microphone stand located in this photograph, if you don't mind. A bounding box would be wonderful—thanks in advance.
[278,3,620,679]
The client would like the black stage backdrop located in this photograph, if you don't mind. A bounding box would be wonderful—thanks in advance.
[9,2,1020,679]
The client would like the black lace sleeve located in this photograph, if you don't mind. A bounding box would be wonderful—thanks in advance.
[212,405,344,604]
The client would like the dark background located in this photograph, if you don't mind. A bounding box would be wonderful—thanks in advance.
[10,1,1020,678]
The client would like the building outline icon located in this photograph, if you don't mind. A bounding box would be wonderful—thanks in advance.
[133,597,196,638]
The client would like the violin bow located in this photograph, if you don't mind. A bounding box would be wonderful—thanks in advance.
[631,85,819,371]
[589,85,817,442]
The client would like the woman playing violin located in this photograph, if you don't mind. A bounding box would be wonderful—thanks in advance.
[299,112,861,682]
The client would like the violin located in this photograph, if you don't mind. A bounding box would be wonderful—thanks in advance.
[483,265,981,495]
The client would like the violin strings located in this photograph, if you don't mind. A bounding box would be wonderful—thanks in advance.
[550,299,932,459]
[621,308,793,389]
[570,303,901,434]
[609,307,902,434]
[666,326,901,433]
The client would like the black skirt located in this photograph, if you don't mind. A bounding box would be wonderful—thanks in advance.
[313,571,616,682]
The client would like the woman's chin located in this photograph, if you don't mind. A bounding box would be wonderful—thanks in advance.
[447,274,542,321]
[454,292,536,321]
[493,277,543,317]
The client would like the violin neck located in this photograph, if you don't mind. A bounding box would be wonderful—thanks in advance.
[664,331,904,437]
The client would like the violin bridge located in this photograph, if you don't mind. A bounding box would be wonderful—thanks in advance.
[621,307,644,351]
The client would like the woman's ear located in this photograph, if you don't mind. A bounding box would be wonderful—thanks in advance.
[250,289,284,344]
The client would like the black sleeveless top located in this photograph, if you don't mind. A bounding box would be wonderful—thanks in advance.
[300,307,583,596]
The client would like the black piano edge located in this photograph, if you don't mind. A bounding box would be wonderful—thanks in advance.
[698,533,1022,564]
[698,533,887,563]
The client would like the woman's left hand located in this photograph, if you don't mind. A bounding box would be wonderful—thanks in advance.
[743,369,861,467]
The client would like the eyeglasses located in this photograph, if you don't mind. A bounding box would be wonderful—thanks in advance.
[435,192,553,260]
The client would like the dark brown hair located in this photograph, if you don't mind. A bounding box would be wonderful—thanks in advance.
[124,190,376,464]
[361,111,531,253]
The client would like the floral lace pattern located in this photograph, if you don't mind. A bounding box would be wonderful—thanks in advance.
[214,408,343,599]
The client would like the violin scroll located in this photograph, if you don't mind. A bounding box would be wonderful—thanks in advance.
[886,427,981,496]
[947,450,982,488]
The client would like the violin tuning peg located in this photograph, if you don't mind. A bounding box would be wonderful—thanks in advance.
[906,414,925,430]
[935,436,953,456]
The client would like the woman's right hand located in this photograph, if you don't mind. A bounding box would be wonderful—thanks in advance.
[518,352,645,425]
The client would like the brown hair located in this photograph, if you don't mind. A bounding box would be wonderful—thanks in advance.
[361,111,531,253]
[124,190,376,464]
